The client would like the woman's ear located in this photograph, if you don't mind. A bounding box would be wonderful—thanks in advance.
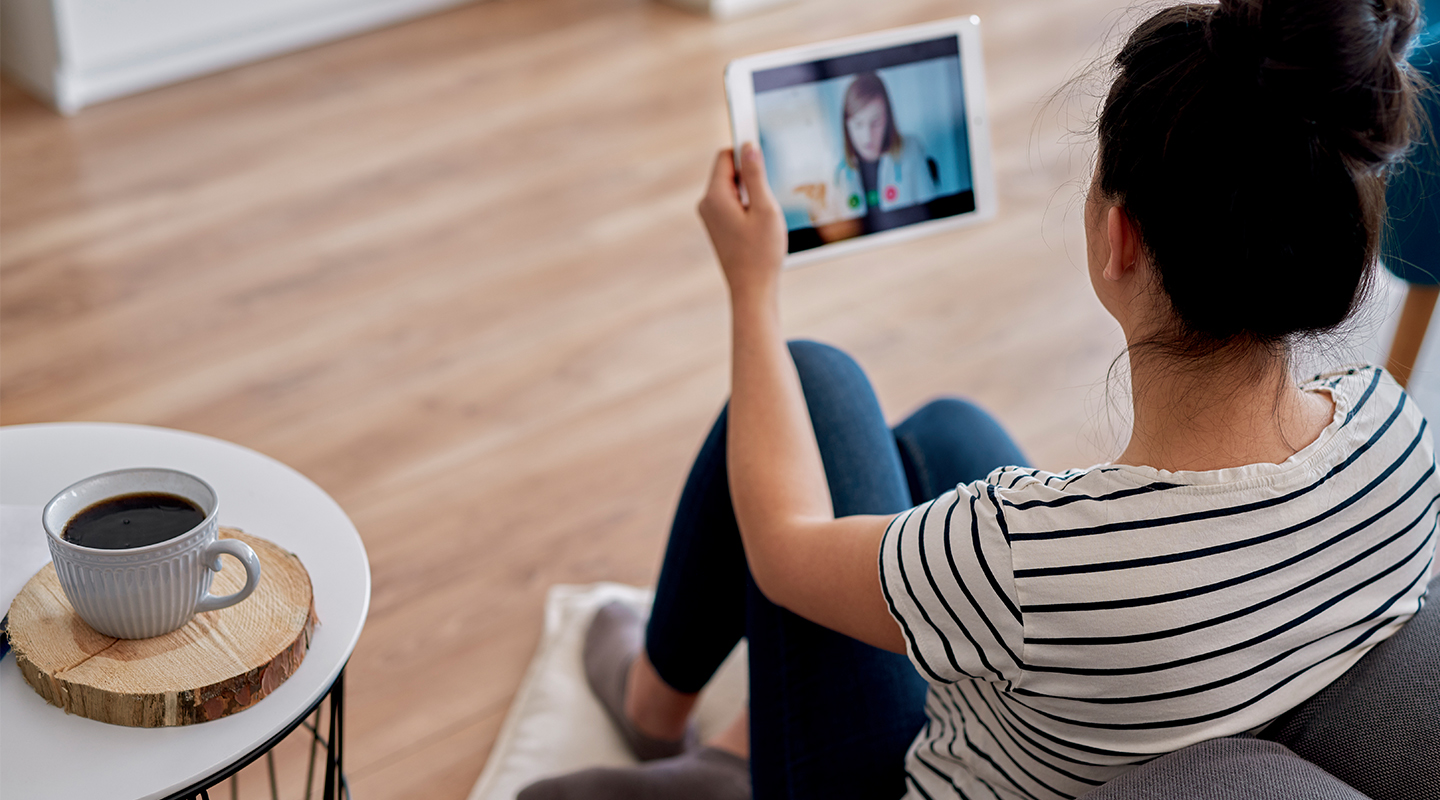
[1103,206,1139,282]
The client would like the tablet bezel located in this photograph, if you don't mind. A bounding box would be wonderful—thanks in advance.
[724,16,996,268]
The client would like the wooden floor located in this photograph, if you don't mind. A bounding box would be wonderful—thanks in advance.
[1,0,1137,796]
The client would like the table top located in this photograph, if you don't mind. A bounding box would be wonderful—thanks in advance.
[0,423,370,800]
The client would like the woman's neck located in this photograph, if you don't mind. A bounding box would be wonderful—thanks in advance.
[1118,347,1336,473]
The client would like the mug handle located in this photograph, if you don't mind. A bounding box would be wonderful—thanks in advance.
[196,539,262,613]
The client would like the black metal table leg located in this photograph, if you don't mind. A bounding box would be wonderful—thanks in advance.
[167,664,349,800]
[322,669,346,800]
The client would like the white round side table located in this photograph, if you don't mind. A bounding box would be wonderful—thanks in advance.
[0,423,370,800]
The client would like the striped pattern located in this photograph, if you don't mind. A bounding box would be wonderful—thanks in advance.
[880,366,1438,800]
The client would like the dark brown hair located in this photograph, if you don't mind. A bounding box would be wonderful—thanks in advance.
[1095,0,1424,358]
[843,72,905,167]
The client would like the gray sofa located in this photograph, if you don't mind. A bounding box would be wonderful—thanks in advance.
[1078,574,1440,800]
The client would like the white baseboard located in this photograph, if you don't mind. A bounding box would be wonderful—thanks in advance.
[2,0,476,113]
[661,0,799,19]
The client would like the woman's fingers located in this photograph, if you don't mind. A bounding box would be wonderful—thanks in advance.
[697,144,787,294]
[702,144,779,221]
[738,143,778,212]
[711,147,737,185]
[704,149,740,208]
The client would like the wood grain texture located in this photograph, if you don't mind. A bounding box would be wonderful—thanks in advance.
[1387,285,1439,388]
[1,0,1133,794]
[7,529,316,727]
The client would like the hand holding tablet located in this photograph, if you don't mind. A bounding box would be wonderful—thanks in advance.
[698,144,788,295]
[724,17,996,267]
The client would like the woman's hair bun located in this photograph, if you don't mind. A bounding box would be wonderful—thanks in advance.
[1209,0,1421,168]
[1095,0,1424,354]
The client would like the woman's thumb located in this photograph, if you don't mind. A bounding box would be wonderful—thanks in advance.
[739,143,777,211]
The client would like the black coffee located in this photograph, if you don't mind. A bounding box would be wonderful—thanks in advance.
[62,492,206,550]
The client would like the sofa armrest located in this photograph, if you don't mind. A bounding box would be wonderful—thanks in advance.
[1259,574,1440,800]
[1076,737,1367,800]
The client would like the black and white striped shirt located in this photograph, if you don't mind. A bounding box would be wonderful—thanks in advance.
[879,366,1438,800]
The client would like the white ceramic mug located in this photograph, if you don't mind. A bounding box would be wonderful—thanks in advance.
[42,468,262,639]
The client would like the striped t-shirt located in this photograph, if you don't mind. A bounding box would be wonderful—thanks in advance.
[879,366,1438,800]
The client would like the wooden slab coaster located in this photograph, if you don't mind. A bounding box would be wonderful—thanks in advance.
[6,528,317,727]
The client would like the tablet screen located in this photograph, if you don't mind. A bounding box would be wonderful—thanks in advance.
[752,37,975,254]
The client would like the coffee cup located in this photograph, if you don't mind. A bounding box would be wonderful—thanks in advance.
[42,468,261,639]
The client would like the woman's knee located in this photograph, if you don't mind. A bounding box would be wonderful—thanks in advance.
[897,398,1012,453]
[787,339,860,378]
[786,340,878,401]
[894,397,1028,496]
[905,397,995,431]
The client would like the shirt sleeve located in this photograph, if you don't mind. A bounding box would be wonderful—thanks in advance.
[879,481,1026,686]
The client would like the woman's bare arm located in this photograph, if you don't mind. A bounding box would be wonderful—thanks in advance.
[697,145,906,655]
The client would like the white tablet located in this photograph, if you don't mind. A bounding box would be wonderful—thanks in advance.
[725,17,996,267]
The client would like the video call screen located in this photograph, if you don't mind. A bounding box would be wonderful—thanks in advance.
[752,37,976,253]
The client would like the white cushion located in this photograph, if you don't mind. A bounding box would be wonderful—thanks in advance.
[467,583,748,800]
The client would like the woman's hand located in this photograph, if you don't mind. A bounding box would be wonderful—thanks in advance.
[698,144,787,301]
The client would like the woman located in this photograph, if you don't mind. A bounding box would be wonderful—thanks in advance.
[823,72,938,236]
[522,1,1435,798]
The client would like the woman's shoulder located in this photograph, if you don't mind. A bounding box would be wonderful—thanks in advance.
[1304,363,1424,445]
[927,365,1429,536]
[975,365,1426,503]
[972,464,1145,506]
[1303,362,1393,405]
[983,465,1104,490]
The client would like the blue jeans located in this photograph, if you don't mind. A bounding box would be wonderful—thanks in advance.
[645,341,1029,800]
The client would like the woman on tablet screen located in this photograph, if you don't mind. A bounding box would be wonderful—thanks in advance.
[521,2,1436,799]
[809,72,939,241]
